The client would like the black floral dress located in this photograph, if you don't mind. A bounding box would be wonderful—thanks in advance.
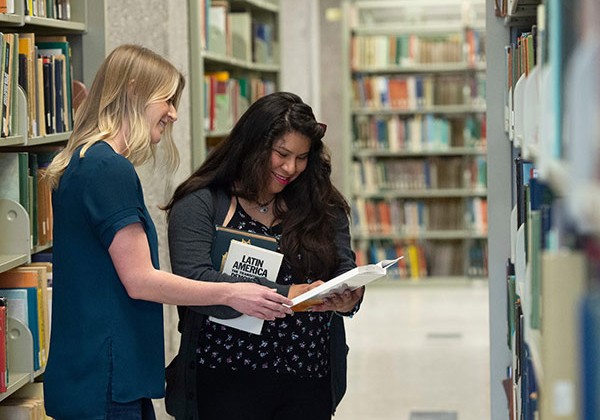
[196,201,331,378]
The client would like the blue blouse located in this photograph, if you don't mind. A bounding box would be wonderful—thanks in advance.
[44,142,165,420]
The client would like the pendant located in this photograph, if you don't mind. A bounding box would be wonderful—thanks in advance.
[258,205,269,213]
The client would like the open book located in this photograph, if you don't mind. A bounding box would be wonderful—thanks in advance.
[290,257,403,312]
[209,239,283,334]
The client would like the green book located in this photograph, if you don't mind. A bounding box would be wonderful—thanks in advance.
[0,152,20,202]
[528,210,541,330]
[17,152,29,211]
[507,274,516,349]
[28,153,38,246]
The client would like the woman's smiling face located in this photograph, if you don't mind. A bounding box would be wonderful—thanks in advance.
[146,98,178,144]
[267,131,311,194]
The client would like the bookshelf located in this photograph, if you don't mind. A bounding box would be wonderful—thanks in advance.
[0,0,106,405]
[188,0,281,167]
[488,0,600,418]
[342,0,488,282]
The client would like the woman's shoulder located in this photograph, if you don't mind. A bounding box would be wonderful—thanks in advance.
[172,186,228,215]
[66,142,135,186]
[84,142,134,171]
[179,186,212,205]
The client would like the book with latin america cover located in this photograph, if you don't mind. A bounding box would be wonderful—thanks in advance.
[210,225,279,271]
[209,236,283,335]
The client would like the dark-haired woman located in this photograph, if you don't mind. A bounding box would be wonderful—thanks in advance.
[164,91,363,420]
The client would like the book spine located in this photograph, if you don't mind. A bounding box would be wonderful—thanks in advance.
[0,297,6,393]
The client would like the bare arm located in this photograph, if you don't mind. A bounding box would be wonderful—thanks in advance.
[109,223,293,320]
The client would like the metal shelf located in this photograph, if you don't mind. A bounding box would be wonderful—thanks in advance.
[353,188,487,199]
[352,230,487,241]
[352,62,486,75]
[203,50,280,73]
[352,104,487,115]
[353,146,486,157]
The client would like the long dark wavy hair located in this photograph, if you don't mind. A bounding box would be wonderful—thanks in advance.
[165,91,350,280]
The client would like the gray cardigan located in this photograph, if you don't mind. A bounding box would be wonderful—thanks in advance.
[165,187,358,420]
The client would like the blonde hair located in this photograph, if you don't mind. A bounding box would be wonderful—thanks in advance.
[44,44,185,189]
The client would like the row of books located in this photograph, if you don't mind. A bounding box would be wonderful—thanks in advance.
[352,155,487,192]
[500,2,600,417]
[0,263,52,388]
[205,0,276,64]
[503,28,536,150]
[0,151,55,248]
[355,241,426,279]
[352,73,486,110]
[352,113,486,151]
[0,32,20,138]
[351,196,488,235]
[466,238,488,278]
[505,0,600,237]
[504,155,591,419]
[204,71,276,133]
[354,239,488,279]
[0,0,73,19]
[0,32,74,139]
[351,29,485,69]
[22,0,71,19]
[24,34,73,138]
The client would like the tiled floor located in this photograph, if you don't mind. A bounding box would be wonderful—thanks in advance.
[334,281,491,420]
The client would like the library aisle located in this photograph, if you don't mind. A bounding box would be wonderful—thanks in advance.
[335,282,490,420]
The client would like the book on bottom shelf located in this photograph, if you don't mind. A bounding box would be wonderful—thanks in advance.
[0,270,42,371]
[580,292,600,419]
[208,237,283,335]
[0,287,40,371]
[540,251,586,420]
[290,257,403,312]
[0,396,45,419]
[0,296,6,393]
[14,265,49,368]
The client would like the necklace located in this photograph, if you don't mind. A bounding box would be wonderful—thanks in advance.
[256,196,275,213]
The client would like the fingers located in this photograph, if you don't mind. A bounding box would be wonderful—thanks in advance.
[253,288,294,320]
[239,283,362,319]
[265,288,293,307]
[251,303,292,320]
[318,287,363,313]
[229,283,295,320]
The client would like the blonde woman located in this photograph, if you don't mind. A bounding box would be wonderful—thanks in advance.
[42,45,292,420]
